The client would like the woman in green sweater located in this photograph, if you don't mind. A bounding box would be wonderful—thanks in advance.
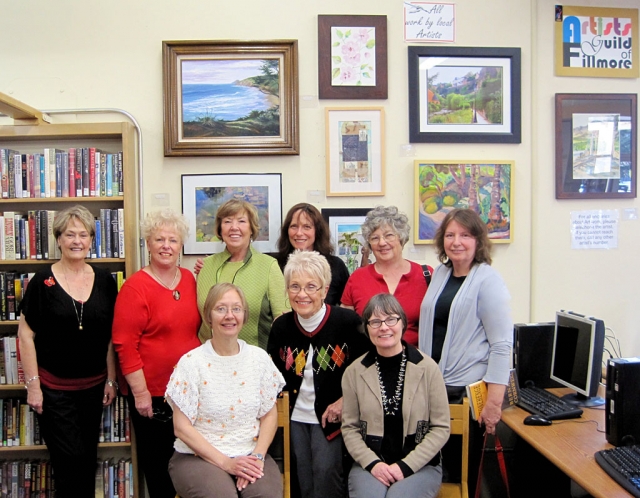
[196,199,289,348]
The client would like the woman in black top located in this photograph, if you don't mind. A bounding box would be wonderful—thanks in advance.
[18,205,118,498]
[275,203,350,305]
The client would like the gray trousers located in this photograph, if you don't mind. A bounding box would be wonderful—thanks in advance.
[290,421,345,498]
[168,451,283,498]
[348,462,443,498]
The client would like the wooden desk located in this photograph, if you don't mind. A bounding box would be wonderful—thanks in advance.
[502,388,630,498]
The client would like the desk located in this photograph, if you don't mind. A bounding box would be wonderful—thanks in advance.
[502,388,630,498]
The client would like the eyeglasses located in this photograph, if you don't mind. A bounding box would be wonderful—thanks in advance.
[213,306,245,315]
[288,284,320,295]
[152,408,173,423]
[369,233,398,245]
[367,316,400,329]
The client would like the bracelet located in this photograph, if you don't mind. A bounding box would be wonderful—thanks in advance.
[24,375,40,389]
[106,378,119,390]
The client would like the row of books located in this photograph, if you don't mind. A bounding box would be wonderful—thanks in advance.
[0,395,130,448]
[0,148,124,200]
[0,208,125,261]
[100,396,131,444]
[0,335,23,384]
[96,458,135,498]
[0,459,54,497]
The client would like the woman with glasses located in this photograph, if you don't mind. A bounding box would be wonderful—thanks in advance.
[342,294,450,498]
[341,206,433,347]
[267,250,370,498]
[274,203,350,305]
[112,209,201,498]
[167,283,285,498]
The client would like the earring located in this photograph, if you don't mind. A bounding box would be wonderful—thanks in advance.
[148,251,151,265]
[178,254,182,267]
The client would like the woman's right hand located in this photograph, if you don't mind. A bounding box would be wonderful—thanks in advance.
[193,258,204,275]
[27,386,43,415]
[371,462,403,487]
[225,455,264,483]
[133,389,153,418]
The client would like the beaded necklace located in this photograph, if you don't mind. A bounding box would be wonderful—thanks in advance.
[375,348,407,416]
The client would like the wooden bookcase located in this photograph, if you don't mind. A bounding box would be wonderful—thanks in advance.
[0,118,141,497]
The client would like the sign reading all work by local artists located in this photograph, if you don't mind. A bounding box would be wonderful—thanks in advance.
[555,5,639,78]
[570,209,619,250]
[404,2,455,43]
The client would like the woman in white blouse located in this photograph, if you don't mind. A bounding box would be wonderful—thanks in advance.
[166,282,286,498]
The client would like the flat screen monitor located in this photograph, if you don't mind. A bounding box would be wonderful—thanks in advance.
[549,310,605,407]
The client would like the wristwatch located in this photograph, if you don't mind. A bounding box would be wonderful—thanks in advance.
[251,453,265,462]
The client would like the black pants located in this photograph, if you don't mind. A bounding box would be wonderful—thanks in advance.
[128,394,177,498]
[37,383,105,498]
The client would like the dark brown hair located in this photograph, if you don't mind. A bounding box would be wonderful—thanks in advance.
[434,208,492,267]
[276,203,333,267]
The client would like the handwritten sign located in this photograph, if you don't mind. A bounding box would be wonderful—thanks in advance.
[571,210,619,250]
[404,2,455,43]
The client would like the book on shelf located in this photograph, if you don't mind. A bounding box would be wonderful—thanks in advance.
[465,368,519,421]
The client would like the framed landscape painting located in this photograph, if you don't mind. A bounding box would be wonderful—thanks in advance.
[555,93,637,199]
[321,208,375,273]
[163,40,299,156]
[408,46,521,143]
[181,173,282,254]
[414,161,514,243]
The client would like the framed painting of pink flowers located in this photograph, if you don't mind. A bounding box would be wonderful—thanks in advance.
[318,15,388,99]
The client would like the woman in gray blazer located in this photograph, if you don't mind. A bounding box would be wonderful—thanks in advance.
[342,294,450,498]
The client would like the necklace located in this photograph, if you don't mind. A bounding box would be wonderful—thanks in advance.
[61,264,89,331]
[149,266,181,301]
[375,348,407,416]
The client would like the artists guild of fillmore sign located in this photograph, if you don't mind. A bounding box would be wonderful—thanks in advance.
[555,6,639,78]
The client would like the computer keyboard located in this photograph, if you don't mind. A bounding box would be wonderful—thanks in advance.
[595,445,640,497]
[516,386,584,420]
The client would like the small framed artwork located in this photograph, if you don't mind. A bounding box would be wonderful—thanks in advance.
[318,15,388,99]
[321,208,375,274]
[408,46,521,143]
[325,107,385,197]
[181,173,282,255]
[554,5,638,79]
[414,160,514,243]
[163,40,299,156]
[555,94,637,199]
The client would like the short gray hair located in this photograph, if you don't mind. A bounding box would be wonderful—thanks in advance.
[142,209,189,245]
[361,206,410,249]
[283,250,332,289]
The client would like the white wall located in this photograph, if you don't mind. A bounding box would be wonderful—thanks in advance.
[1,0,637,355]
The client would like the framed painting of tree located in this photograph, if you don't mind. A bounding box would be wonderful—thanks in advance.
[321,208,375,274]
[414,161,514,243]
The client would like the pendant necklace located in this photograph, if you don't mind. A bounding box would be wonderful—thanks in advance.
[149,266,181,301]
[375,348,407,416]
[62,265,88,331]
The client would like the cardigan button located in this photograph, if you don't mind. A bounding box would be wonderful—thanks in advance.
[293,390,298,394]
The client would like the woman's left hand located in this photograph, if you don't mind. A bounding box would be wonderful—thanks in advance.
[321,397,343,428]
[103,382,117,406]
[478,400,502,435]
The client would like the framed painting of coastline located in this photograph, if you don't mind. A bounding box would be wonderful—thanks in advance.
[163,40,299,156]
[325,107,385,196]
[554,6,638,78]
[408,46,521,143]
[414,160,514,244]
[318,15,388,99]
[181,173,282,255]
[321,208,375,274]
[555,94,637,199]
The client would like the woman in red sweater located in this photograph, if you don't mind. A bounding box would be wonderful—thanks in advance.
[112,209,201,498]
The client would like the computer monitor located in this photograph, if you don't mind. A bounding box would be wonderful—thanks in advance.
[549,310,605,407]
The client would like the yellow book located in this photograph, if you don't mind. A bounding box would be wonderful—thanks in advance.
[466,369,519,421]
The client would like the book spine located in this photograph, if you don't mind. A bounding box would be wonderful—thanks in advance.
[39,154,45,198]
[28,211,37,260]
[4,212,15,261]
[48,148,56,198]
[118,151,124,196]
[55,152,62,198]
[106,154,113,197]
[43,148,50,198]
[94,219,101,259]
[82,147,89,197]
[6,274,16,321]
[0,273,6,321]
[21,154,28,198]
[68,148,76,198]
[75,148,83,196]
[94,151,101,198]
[61,151,69,198]
[28,154,35,198]
[118,208,125,258]
[89,147,96,197]
[111,209,118,258]
[33,153,41,198]
[100,152,107,197]
[0,338,5,383]
[7,150,16,199]
[0,149,7,198]
[19,216,27,260]
[104,209,112,258]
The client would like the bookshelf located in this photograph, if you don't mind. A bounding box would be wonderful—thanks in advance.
[0,106,141,497]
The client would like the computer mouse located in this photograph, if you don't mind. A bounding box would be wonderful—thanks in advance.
[523,414,552,426]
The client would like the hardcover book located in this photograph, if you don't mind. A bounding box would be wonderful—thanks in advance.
[466,369,519,421]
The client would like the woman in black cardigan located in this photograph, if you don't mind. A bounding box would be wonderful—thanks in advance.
[267,250,369,498]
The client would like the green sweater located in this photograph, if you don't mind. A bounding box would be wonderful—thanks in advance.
[197,246,289,349]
